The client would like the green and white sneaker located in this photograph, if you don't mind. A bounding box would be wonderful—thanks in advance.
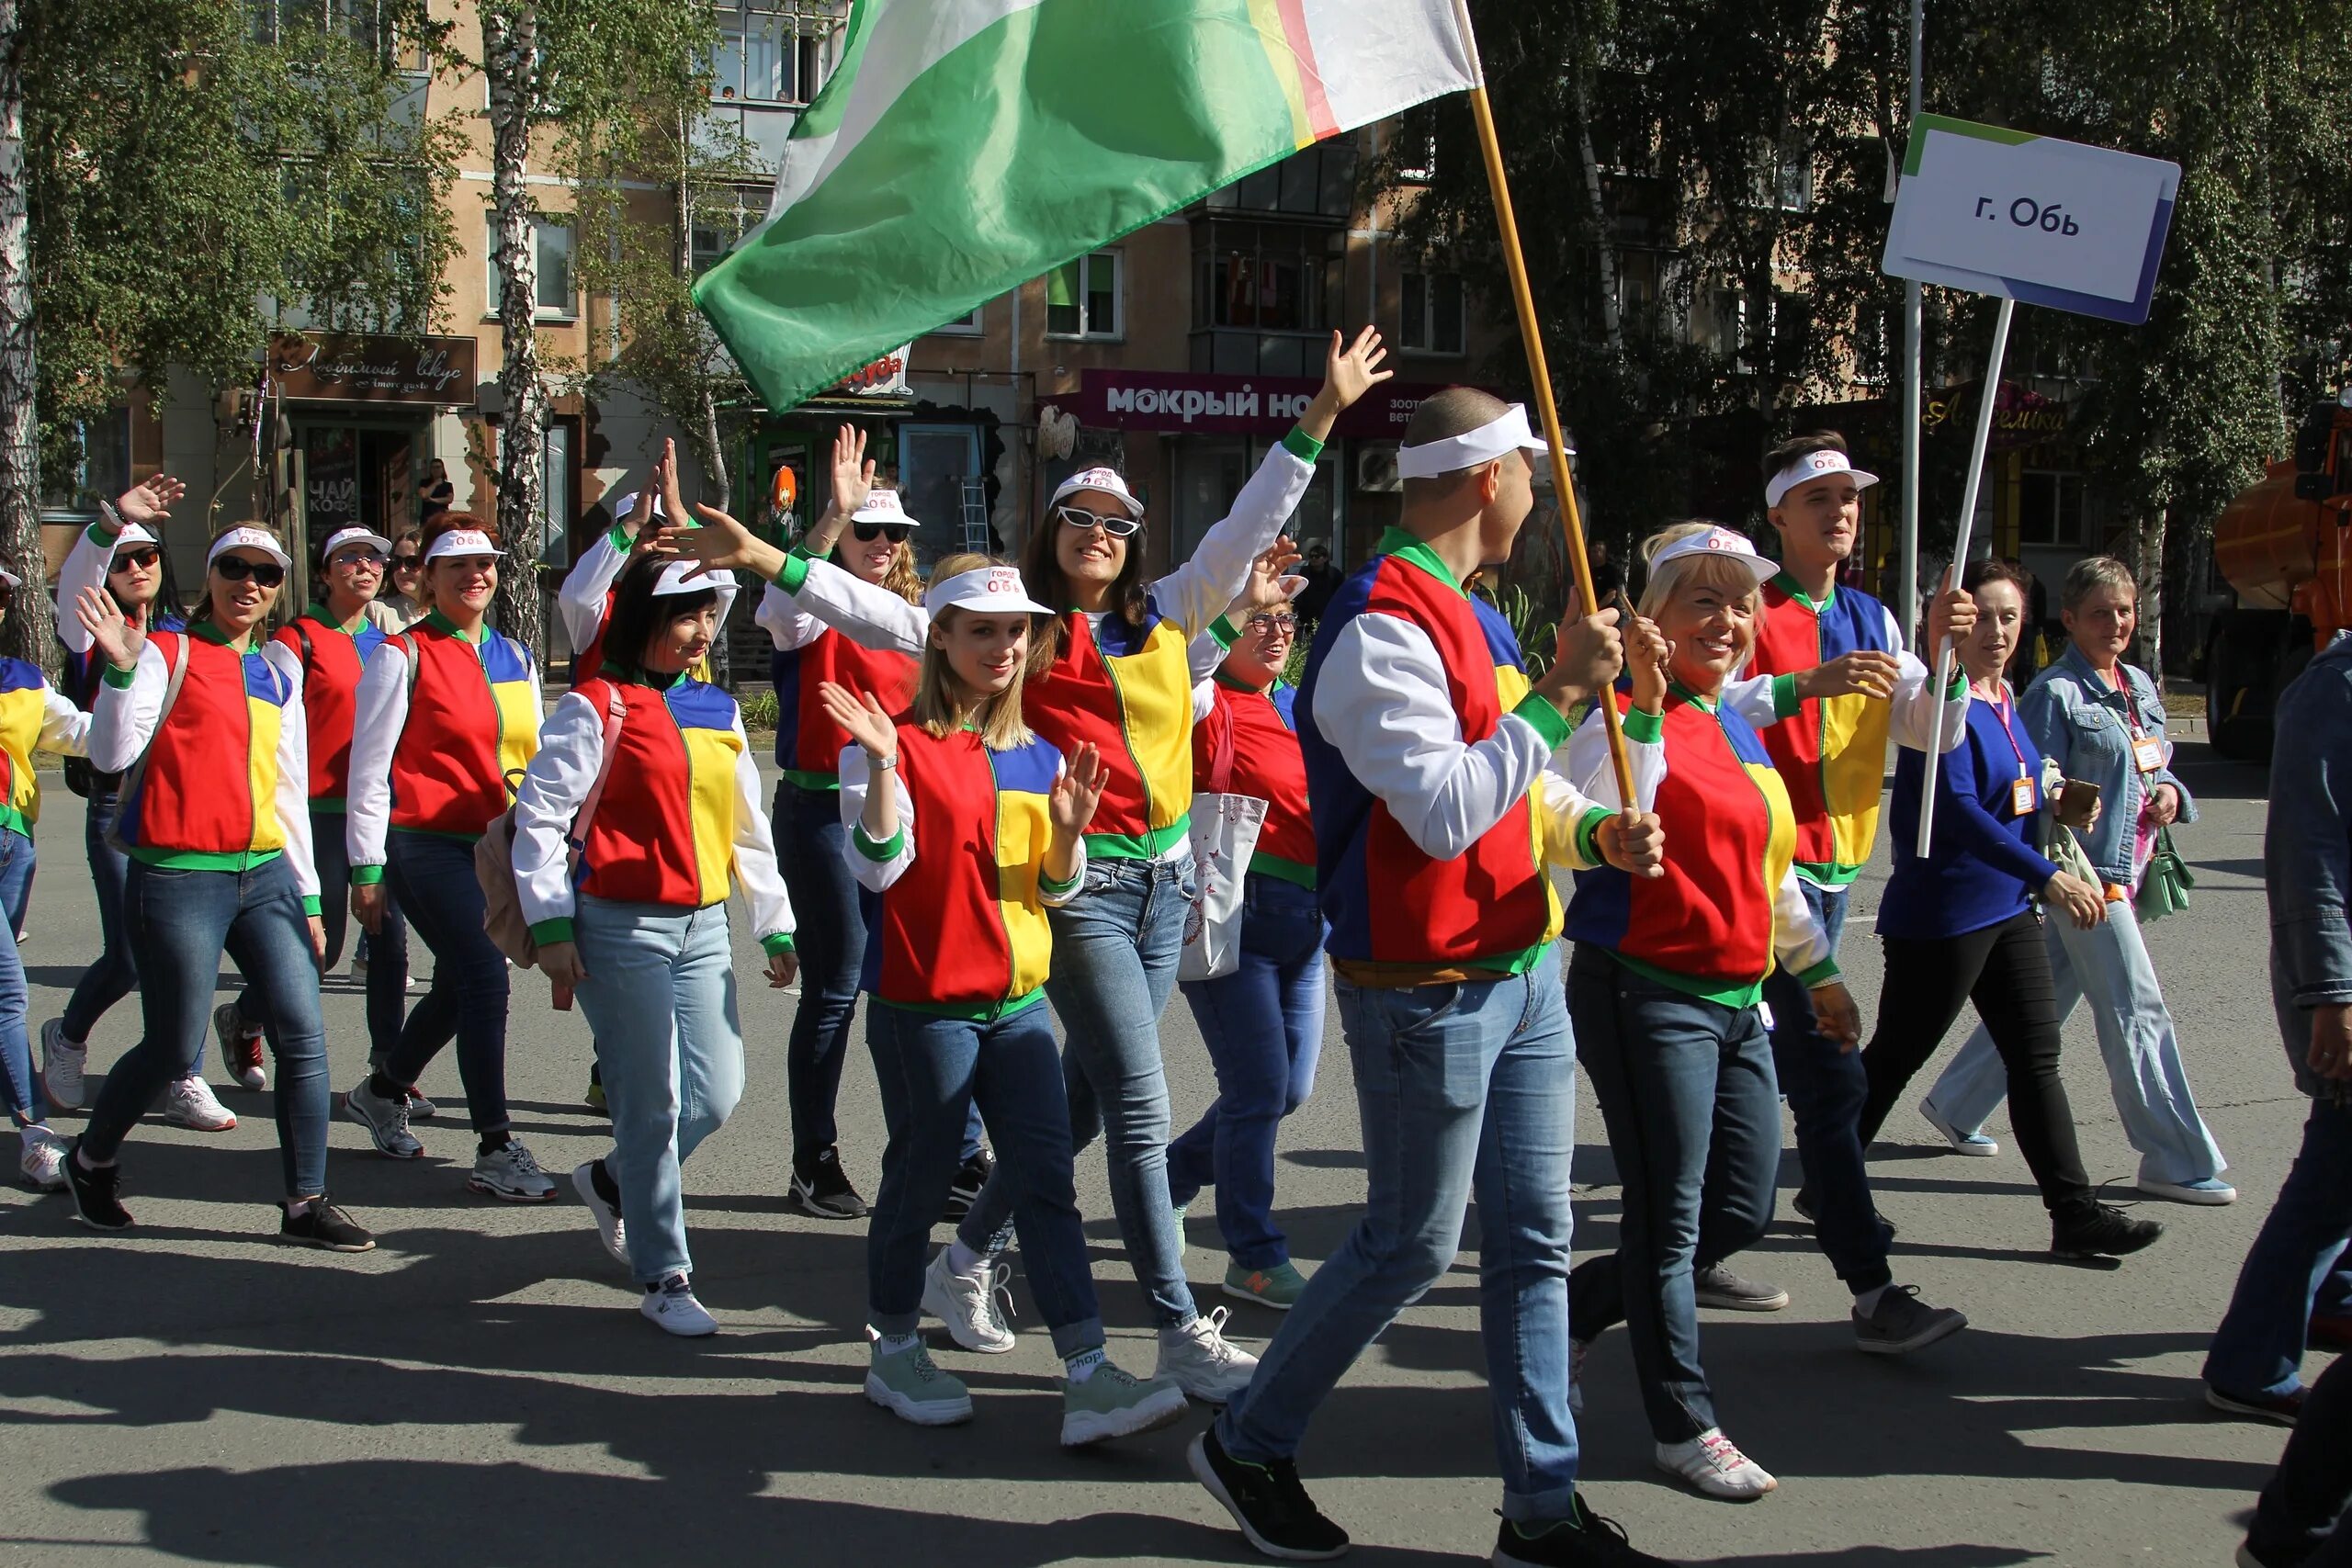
[865,1337,973,1427]
[1223,1259,1309,1310]
[1059,1359,1188,1448]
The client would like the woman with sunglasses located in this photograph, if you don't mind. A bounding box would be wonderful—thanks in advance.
[207,528,419,1113]
[41,476,236,1134]
[62,527,374,1250]
[663,326,1391,1401]
[376,530,424,631]
[1168,601,1326,1311]
[342,513,557,1201]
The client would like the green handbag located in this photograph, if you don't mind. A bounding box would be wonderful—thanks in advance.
[2134,825,2194,923]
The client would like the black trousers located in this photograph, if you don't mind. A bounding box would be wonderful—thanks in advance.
[2248,1351,2352,1566]
[1860,908,2095,1221]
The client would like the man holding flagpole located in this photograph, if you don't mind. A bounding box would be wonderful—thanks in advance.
[1190,387,1675,1568]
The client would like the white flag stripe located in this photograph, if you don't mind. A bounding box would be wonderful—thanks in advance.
[1302,0,1478,130]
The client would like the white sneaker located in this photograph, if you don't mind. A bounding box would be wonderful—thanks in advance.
[343,1076,423,1158]
[571,1160,628,1264]
[469,1139,558,1201]
[17,1125,65,1190]
[921,1248,1016,1353]
[1656,1427,1778,1500]
[1156,1306,1258,1404]
[640,1274,718,1337]
[162,1076,236,1132]
[40,1021,85,1111]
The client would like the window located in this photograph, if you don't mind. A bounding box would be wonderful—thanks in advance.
[689,188,765,275]
[485,217,576,319]
[1192,221,1340,334]
[1395,129,1437,183]
[39,406,131,518]
[1750,137,1813,212]
[538,420,575,567]
[1400,271,1466,355]
[1204,141,1358,221]
[929,302,983,336]
[708,3,837,105]
[2018,470,2086,546]
[1046,252,1120,339]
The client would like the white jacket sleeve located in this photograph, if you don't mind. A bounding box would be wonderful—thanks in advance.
[85,643,167,773]
[1720,671,1794,732]
[728,720,795,946]
[756,581,826,652]
[345,640,411,873]
[1883,604,1970,754]
[509,692,600,932]
[836,746,915,892]
[272,663,319,900]
[1561,704,1668,814]
[558,525,629,658]
[55,513,123,657]
[1770,863,1838,980]
[1309,611,1570,861]
[780,554,931,656]
[36,682,90,758]
[1148,438,1317,637]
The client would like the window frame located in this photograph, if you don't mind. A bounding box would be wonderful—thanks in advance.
[1398,269,1467,357]
[484,215,579,322]
[1045,250,1123,342]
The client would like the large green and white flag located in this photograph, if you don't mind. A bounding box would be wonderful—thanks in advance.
[695,0,1479,412]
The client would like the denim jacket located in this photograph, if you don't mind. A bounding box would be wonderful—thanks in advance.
[2018,642,2196,886]
[2267,631,2352,1100]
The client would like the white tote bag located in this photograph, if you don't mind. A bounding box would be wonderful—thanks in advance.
[1178,693,1269,983]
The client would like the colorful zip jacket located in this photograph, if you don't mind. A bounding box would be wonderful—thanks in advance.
[510,667,793,952]
[88,626,320,912]
[345,612,541,881]
[0,660,88,840]
[780,430,1322,861]
[839,717,1084,1020]
[54,511,183,782]
[1301,528,1631,977]
[263,605,389,809]
[555,517,734,685]
[1193,676,1315,887]
[755,574,919,790]
[1563,686,1834,1007]
[1728,574,1966,887]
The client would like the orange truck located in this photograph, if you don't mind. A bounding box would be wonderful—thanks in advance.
[2205,393,2352,760]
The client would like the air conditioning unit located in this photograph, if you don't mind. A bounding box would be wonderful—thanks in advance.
[1356,446,1401,493]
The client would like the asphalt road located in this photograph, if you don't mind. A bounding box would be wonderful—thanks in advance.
[0,738,2322,1568]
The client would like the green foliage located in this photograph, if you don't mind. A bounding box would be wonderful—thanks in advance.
[1492,581,1560,678]
[737,684,779,734]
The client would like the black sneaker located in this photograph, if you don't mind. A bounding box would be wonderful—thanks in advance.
[789,1145,870,1221]
[1852,1284,1967,1355]
[1493,1495,1678,1566]
[63,1139,130,1231]
[1792,1189,1897,1237]
[281,1198,377,1253]
[1188,1426,1349,1561]
[2052,1202,2164,1261]
[943,1146,994,1223]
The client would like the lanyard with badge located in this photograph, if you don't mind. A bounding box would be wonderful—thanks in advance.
[2096,666,2166,774]
[1988,689,2036,816]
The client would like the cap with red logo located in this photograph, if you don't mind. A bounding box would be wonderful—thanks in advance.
[1647,525,1776,588]
[923,562,1053,617]
[1764,447,1879,509]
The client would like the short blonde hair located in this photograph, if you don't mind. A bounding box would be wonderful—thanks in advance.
[2062,555,2135,612]
[912,552,1035,749]
[1636,521,1764,621]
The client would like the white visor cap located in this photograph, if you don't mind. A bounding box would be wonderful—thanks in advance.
[208,526,292,571]
[424,528,506,562]
[923,562,1052,618]
[1764,447,1879,510]
[652,559,735,597]
[1396,403,1553,480]
[1647,525,1777,591]
[320,526,394,560]
[853,490,918,527]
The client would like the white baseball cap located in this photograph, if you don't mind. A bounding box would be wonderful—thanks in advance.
[0,565,20,590]
[1764,447,1879,510]
[1647,525,1776,589]
[1396,403,1553,480]
[424,528,505,562]
[922,562,1052,617]
[108,523,159,556]
[320,526,393,560]
[208,525,292,571]
[652,559,736,598]
[852,490,918,528]
[1048,467,1144,519]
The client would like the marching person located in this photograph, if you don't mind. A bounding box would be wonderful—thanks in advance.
[1707,432,1973,1325]
[341,513,557,1201]
[664,327,1396,1404]
[1168,598,1326,1310]
[1563,524,1961,1507]
[42,475,236,1134]
[1192,387,1671,1567]
[209,527,417,1106]
[1921,555,2233,1204]
[61,526,374,1251]
[825,554,1190,1445]
[1851,558,2164,1261]
[557,443,736,686]
[0,563,91,1190]
[513,553,795,1335]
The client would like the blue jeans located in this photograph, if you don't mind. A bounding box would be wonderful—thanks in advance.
[381,829,512,1136]
[1171,873,1328,1269]
[572,897,742,1284]
[1219,945,1580,1523]
[238,806,409,1064]
[1928,896,2226,1185]
[2245,1352,2352,1567]
[957,853,1200,1330]
[84,855,329,1195]
[62,788,172,1061]
[1568,948,1781,1443]
[1758,881,1892,1295]
[0,830,41,1122]
[866,998,1104,1356]
[2204,1096,2352,1400]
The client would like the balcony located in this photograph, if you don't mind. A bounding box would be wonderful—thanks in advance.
[1189,329,1329,378]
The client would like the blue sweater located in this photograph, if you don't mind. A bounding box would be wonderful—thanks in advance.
[1878,688,2059,941]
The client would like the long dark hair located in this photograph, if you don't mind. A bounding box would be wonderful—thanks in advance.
[1018,491,1147,671]
[602,553,717,679]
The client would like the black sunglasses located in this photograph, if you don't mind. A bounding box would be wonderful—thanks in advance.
[1055,503,1139,538]
[1246,612,1298,635]
[213,555,286,587]
[852,522,914,545]
[109,547,161,573]
[390,552,421,569]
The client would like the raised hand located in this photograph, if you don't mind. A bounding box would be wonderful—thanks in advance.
[1627,613,1671,715]
[674,501,787,583]
[657,438,690,532]
[1299,326,1394,441]
[116,474,185,527]
[831,423,876,518]
[1538,608,1624,712]
[75,586,144,671]
[1049,741,1110,838]
[816,681,898,761]
[1227,536,1305,618]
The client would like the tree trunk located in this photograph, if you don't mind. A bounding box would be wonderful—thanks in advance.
[1570,72,1623,362]
[2135,504,2166,686]
[0,0,53,677]
[483,2,547,655]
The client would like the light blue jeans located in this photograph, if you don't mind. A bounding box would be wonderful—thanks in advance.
[572,897,744,1285]
[1926,895,2226,1185]
[0,829,40,1123]
[1217,945,1580,1523]
[956,852,1202,1330]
